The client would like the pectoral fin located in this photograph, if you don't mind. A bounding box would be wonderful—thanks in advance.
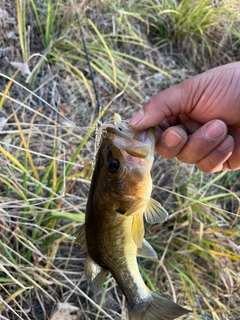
[75,223,87,250]
[144,198,168,224]
[137,239,158,259]
[131,213,144,248]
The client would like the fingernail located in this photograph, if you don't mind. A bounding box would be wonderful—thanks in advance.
[163,130,183,148]
[129,110,144,126]
[217,135,234,152]
[204,120,226,140]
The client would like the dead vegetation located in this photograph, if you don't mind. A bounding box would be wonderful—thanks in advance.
[0,0,239,319]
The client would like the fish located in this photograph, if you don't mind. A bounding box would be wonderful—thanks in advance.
[76,114,189,320]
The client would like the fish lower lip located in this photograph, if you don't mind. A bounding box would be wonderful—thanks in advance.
[106,127,152,158]
[121,150,143,164]
[138,131,147,142]
[107,127,149,143]
[107,127,133,141]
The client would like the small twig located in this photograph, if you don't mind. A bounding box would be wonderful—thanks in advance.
[78,17,103,122]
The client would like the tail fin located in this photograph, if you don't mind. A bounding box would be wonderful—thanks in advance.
[128,291,189,320]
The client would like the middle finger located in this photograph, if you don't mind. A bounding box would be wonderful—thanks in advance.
[177,120,228,164]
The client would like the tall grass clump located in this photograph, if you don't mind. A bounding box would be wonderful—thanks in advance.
[146,0,239,65]
[148,166,240,320]
[12,0,172,103]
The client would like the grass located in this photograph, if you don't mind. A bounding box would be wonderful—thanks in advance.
[151,168,240,319]
[0,0,239,319]
[139,0,239,66]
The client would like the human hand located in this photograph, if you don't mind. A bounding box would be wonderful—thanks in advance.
[130,62,240,172]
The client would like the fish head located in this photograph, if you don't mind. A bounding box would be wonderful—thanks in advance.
[105,126,155,168]
[95,118,155,198]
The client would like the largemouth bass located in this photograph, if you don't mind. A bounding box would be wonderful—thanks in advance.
[76,115,189,320]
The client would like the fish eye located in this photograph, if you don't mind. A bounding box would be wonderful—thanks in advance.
[107,158,120,173]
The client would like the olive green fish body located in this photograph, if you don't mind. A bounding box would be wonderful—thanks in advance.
[76,117,189,319]
[86,205,150,306]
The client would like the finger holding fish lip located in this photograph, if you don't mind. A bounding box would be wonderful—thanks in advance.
[154,125,188,159]
[154,120,232,171]
[195,135,234,172]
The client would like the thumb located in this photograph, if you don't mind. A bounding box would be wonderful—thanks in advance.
[130,62,240,130]
[129,83,184,130]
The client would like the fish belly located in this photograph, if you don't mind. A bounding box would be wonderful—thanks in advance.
[87,211,151,306]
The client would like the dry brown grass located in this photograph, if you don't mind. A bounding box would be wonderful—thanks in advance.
[0,0,239,319]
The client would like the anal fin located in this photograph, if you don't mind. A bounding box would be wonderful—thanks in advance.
[137,239,158,259]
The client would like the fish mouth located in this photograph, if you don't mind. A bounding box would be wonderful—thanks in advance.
[106,126,154,159]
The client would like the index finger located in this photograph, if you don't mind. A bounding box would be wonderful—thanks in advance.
[129,85,183,130]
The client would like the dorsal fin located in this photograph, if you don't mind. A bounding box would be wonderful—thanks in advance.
[92,269,108,294]
[85,254,108,293]
[75,223,87,250]
[85,254,101,285]
[144,198,168,224]
[85,255,107,294]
